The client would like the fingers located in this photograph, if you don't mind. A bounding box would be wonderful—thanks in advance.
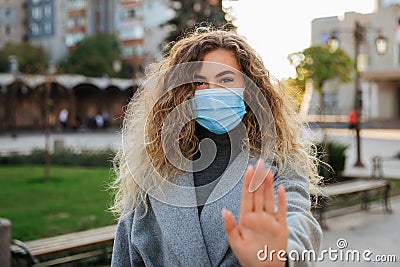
[241,159,285,219]
[277,185,287,223]
[251,160,274,213]
[263,169,274,213]
[253,160,266,212]
[239,165,254,223]
[222,209,241,248]
[248,159,266,193]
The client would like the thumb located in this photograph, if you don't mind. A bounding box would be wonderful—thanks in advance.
[222,209,242,249]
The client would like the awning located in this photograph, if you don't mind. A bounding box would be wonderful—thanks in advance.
[361,69,400,82]
[0,73,139,91]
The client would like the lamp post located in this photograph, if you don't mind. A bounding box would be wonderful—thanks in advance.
[44,62,56,182]
[329,22,388,167]
[9,55,18,138]
[353,21,365,167]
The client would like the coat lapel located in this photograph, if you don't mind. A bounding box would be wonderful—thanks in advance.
[199,151,252,266]
[148,152,269,266]
[149,172,212,266]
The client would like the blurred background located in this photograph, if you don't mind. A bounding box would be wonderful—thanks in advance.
[0,0,399,266]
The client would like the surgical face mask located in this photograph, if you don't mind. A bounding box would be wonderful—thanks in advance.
[190,88,246,134]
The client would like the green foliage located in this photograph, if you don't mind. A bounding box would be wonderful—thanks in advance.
[281,78,305,112]
[288,45,355,93]
[164,0,233,44]
[315,140,348,183]
[0,42,48,74]
[0,165,114,240]
[59,33,130,78]
[0,148,115,167]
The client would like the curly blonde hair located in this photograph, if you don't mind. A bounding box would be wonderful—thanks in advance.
[110,27,321,217]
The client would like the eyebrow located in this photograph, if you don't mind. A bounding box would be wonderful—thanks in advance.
[193,70,236,80]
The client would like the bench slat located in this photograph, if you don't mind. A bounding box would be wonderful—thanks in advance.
[321,179,388,196]
[15,225,116,257]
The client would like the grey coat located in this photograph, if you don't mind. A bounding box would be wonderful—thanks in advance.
[111,152,322,267]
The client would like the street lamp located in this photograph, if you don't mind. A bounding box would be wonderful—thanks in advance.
[328,22,388,167]
[327,31,340,53]
[375,31,388,55]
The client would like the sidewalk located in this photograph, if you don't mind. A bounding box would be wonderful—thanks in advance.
[316,197,400,266]
[1,128,400,178]
[325,129,400,179]
[0,131,121,155]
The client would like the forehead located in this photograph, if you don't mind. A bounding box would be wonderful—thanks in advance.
[197,49,242,74]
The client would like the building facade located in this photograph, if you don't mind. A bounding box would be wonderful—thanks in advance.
[116,0,145,76]
[0,0,26,48]
[3,0,170,76]
[310,0,400,120]
[0,0,172,131]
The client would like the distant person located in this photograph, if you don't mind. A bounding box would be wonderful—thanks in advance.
[58,108,69,131]
[348,109,357,130]
[102,111,110,129]
[71,116,81,131]
[95,113,104,129]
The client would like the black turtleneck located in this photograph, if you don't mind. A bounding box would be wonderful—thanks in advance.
[192,123,245,216]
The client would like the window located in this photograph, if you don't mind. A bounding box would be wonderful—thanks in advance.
[44,4,52,17]
[5,25,11,35]
[119,23,144,40]
[323,92,339,115]
[32,6,42,19]
[67,0,85,10]
[66,32,85,46]
[67,16,85,28]
[31,23,39,35]
[122,44,144,56]
[44,23,52,33]
[120,7,143,20]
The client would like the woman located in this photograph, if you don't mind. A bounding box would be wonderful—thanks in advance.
[110,27,322,267]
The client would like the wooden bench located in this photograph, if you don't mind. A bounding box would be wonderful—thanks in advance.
[312,178,392,230]
[10,225,116,267]
[372,154,400,178]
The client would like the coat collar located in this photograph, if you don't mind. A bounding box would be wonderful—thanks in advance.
[149,151,255,266]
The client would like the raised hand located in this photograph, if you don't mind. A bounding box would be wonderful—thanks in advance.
[223,159,289,267]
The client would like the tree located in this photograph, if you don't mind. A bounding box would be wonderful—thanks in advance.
[0,42,48,74]
[281,78,306,112]
[288,45,355,180]
[288,45,355,118]
[164,0,233,44]
[59,33,131,78]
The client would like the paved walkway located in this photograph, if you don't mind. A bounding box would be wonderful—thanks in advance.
[305,128,400,179]
[0,130,121,154]
[316,197,400,266]
[1,128,400,178]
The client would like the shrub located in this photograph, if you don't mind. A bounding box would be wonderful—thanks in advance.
[315,140,348,183]
[0,148,115,167]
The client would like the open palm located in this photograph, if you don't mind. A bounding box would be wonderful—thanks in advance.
[223,160,289,267]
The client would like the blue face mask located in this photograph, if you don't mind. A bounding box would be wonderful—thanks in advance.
[190,88,246,134]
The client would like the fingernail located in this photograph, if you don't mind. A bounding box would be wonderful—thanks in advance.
[248,160,269,192]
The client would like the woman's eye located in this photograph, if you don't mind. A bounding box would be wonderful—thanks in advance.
[220,77,234,83]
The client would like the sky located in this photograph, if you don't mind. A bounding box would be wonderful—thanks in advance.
[229,0,376,80]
